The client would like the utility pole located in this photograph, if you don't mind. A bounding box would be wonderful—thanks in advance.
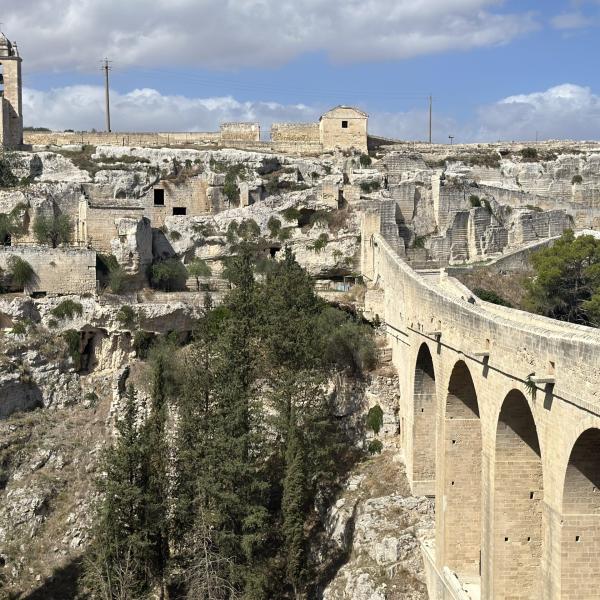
[429,95,433,144]
[448,135,454,145]
[101,58,112,132]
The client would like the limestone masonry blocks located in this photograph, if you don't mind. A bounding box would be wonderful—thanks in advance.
[219,122,261,142]
[320,106,368,154]
[361,210,600,599]
[0,246,96,295]
[0,31,23,149]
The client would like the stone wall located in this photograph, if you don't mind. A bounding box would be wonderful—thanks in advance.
[361,211,600,599]
[0,246,96,294]
[271,122,320,143]
[219,122,260,142]
[24,131,220,148]
[82,202,145,253]
[148,177,214,226]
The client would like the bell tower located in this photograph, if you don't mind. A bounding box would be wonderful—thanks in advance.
[0,31,23,149]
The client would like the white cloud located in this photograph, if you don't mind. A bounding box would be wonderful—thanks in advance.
[23,85,322,133]
[23,83,600,143]
[474,84,600,141]
[551,11,592,29]
[4,0,537,71]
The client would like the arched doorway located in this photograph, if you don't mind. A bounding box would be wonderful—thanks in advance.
[561,428,600,599]
[413,344,436,488]
[443,360,482,579]
[493,390,543,599]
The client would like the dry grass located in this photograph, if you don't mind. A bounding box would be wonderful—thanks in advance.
[455,266,533,309]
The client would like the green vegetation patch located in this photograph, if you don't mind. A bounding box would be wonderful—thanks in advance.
[51,299,83,320]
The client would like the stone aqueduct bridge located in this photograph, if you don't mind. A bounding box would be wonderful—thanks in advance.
[360,210,600,600]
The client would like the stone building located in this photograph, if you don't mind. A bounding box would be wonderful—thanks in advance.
[319,106,368,153]
[0,31,23,149]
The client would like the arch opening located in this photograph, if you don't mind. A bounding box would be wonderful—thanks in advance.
[493,390,543,599]
[412,343,436,488]
[561,428,600,599]
[443,361,482,580]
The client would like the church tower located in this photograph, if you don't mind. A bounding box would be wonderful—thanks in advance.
[0,31,23,149]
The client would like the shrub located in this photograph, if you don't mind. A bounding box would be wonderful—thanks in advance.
[116,305,137,329]
[11,320,28,335]
[521,147,538,161]
[413,236,427,249]
[8,256,35,289]
[133,330,155,359]
[473,288,513,307]
[169,230,182,241]
[360,181,381,194]
[277,227,294,242]
[366,404,384,434]
[281,207,301,223]
[237,219,260,241]
[51,299,83,320]
[359,154,372,168]
[317,307,377,375]
[0,159,18,188]
[308,210,332,228]
[187,258,212,291]
[572,174,583,185]
[0,203,28,244]
[368,439,383,455]
[33,213,72,247]
[226,221,239,243]
[62,329,81,368]
[150,258,188,292]
[192,222,216,237]
[469,195,482,208]
[267,217,282,237]
[310,233,329,252]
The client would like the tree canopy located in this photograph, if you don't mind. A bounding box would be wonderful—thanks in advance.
[525,230,600,327]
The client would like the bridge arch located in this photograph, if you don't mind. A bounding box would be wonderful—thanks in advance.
[561,427,600,599]
[442,360,482,579]
[412,343,436,490]
[493,390,543,599]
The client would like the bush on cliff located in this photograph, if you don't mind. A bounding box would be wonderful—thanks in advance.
[33,213,72,248]
[150,258,188,292]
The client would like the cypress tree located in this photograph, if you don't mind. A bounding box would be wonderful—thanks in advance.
[143,352,170,598]
[85,385,150,598]
[282,413,308,599]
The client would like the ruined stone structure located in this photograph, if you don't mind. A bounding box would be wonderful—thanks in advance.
[361,209,600,600]
[0,32,23,149]
[0,246,96,294]
[219,122,260,143]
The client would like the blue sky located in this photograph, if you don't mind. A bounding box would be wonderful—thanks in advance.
[5,0,600,141]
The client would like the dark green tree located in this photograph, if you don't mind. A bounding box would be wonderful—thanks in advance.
[281,413,307,599]
[525,230,600,325]
[85,386,151,598]
[33,213,72,247]
[142,352,170,598]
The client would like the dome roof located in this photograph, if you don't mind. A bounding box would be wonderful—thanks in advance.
[0,33,14,56]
